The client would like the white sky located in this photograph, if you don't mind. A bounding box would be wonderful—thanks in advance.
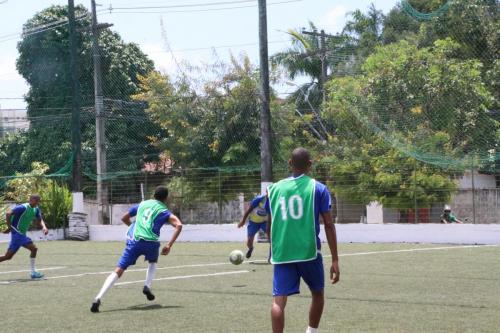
[0,0,397,109]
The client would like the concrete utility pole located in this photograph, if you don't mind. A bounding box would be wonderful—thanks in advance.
[301,29,335,103]
[68,0,82,192]
[90,0,112,224]
[258,0,273,194]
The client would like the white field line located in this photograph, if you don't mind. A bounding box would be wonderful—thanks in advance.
[115,270,250,286]
[0,266,66,275]
[5,244,497,281]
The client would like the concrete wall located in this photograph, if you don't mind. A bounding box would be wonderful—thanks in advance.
[458,171,496,189]
[452,189,499,224]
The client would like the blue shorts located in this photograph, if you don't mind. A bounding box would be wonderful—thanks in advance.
[247,221,267,237]
[117,240,161,270]
[273,254,324,296]
[8,232,33,253]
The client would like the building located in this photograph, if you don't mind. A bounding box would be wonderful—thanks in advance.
[0,108,28,137]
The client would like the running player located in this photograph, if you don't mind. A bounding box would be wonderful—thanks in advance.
[266,148,340,333]
[237,194,269,258]
[90,186,183,313]
[0,194,48,279]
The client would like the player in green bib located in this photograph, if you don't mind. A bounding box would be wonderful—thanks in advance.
[266,148,340,333]
[91,186,183,313]
[0,194,48,279]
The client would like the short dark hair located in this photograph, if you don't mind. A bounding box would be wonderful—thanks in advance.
[154,186,169,201]
[290,147,312,170]
[30,194,41,201]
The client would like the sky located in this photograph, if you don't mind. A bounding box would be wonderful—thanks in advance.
[0,0,397,110]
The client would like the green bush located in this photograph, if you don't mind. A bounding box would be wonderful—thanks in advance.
[2,162,72,229]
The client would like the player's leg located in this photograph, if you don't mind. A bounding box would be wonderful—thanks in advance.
[142,241,161,301]
[23,240,43,279]
[0,249,16,262]
[246,222,258,258]
[272,263,300,333]
[91,241,139,313]
[0,233,22,263]
[271,296,287,333]
[298,254,326,332]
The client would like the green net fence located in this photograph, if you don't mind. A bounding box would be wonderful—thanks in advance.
[0,0,498,225]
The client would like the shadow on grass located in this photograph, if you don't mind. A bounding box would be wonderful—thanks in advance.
[102,304,183,313]
[157,287,494,310]
[0,278,44,285]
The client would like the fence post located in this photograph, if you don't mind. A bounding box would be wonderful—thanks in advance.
[471,161,476,224]
[218,168,222,224]
[414,159,418,223]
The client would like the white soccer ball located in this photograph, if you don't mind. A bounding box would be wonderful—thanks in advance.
[229,250,245,265]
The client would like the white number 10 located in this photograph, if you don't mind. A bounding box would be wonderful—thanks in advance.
[278,195,304,220]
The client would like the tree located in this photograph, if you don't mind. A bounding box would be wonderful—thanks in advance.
[15,5,157,175]
[323,38,498,207]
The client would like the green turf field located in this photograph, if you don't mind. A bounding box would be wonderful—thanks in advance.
[0,241,499,333]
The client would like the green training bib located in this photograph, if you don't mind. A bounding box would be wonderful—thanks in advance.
[268,174,317,264]
[133,199,168,241]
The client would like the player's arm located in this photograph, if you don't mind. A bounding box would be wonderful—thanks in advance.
[237,205,254,228]
[4,209,12,233]
[322,210,340,284]
[161,214,183,256]
[121,212,132,226]
[35,209,48,235]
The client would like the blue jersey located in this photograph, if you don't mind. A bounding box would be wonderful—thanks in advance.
[126,204,171,241]
[10,204,42,234]
[266,175,331,250]
[248,194,268,223]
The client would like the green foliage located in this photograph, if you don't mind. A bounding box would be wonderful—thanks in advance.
[12,4,156,177]
[3,162,72,229]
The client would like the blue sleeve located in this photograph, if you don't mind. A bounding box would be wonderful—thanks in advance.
[156,210,172,225]
[11,205,26,217]
[318,185,331,213]
[35,208,42,219]
[250,195,265,209]
[128,204,139,217]
[265,197,270,214]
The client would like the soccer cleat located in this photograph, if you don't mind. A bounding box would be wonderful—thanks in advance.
[30,271,44,279]
[90,299,101,313]
[143,286,155,301]
[246,247,254,259]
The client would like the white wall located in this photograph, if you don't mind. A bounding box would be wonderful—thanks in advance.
[458,170,496,189]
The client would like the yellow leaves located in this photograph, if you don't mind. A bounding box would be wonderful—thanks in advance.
[411,105,423,114]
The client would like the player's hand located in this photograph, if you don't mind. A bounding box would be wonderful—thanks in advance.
[161,244,171,256]
[237,221,245,228]
[2,226,11,234]
[42,227,49,235]
[330,260,340,284]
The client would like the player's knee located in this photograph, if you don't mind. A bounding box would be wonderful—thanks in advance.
[4,253,13,260]
[31,247,38,254]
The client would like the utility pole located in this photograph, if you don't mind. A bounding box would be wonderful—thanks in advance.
[90,0,112,224]
[302,29,335,103]
[258,0,273,194]
[68,0,82,192]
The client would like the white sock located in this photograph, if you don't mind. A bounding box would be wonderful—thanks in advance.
[306,327,318,333]
[95,272,119,301]
[30,258,36,273]
[144,262,157,289]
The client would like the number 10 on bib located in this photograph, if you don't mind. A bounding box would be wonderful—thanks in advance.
[268,175,317,264]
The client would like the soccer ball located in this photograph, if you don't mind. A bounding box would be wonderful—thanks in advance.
[229,250,245,265]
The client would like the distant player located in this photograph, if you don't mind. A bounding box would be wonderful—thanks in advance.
[237,194,269,258]
[266,148,340,333]
[441,205,463,223]
[91,186,183,313]
[0,194,48,279]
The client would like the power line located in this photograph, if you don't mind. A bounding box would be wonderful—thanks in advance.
[98,0,302,14]
[109,0,258,10]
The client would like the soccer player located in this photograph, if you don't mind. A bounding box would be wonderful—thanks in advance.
[0,194,48,279]
[90,186,183,313]
[266,148,340,333]
[237,194,269,258]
